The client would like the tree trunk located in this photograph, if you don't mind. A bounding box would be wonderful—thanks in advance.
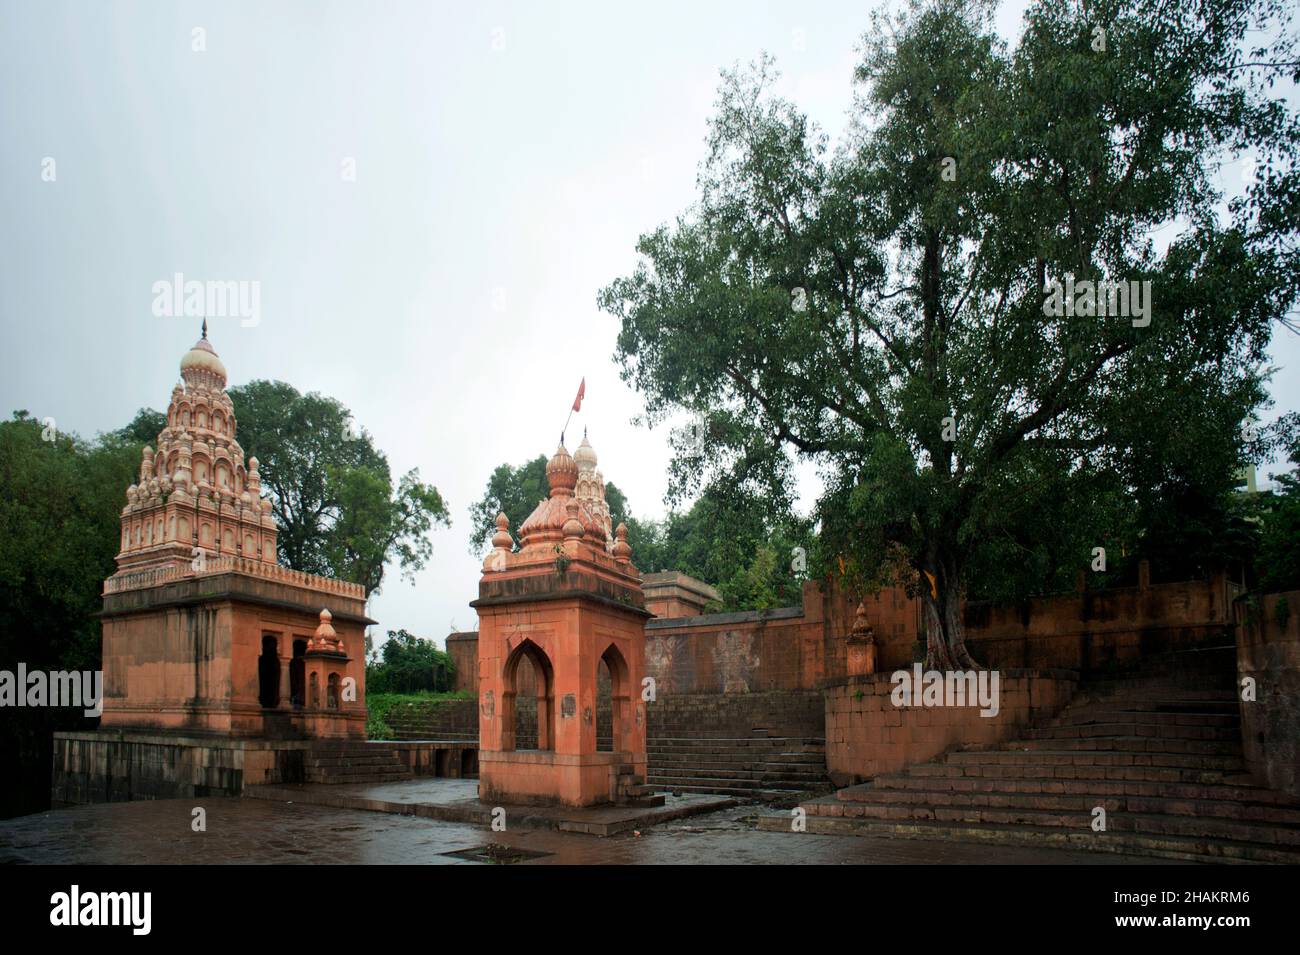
[920,556,981,670]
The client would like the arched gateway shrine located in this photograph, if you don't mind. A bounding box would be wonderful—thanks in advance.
[473,438,657,808]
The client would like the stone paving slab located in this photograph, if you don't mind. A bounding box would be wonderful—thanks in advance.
[243,777,736,836]
[0,798,1179,864]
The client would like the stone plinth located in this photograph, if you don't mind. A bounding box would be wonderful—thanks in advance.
[643,571,721,619]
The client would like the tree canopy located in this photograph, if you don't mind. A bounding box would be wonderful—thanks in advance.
[599,0,1300,667]
[365,628,456,694]
[628,485,812,611]
[229,380,450,595]
[0,411,143,817]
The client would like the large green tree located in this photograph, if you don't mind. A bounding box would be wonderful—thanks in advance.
[366,628,456,694]
[229,380,449,595]
[1258,412,1300,592]
[629,485,812,611]
[599,0,1300,667]
[0,412,143,817]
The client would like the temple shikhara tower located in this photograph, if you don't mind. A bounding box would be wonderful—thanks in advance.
[474,435,658,807]
[98,324,369,740]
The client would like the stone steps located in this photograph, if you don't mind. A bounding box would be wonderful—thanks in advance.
[909,761,1241,784]
[650,781,809,800]
[1047,709,1238,728]
[869,772,1300,806]
[944,748,1245,772]
[645,735,831,799]
[648,766,830,784]
[759,815,1300,864]
[778,643,1300,862]
[830,783,1300,826]
[303,743,413,784]
[797,796,1300,847]
[1008,736,1242,755]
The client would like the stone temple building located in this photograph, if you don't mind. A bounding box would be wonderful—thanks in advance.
[474,438,658,807]
[99,322,370,739]
[54,326,378,804]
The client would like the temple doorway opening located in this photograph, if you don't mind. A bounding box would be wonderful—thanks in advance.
[258,635,280,708]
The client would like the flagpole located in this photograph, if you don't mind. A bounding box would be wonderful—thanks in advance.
[561,377,584,445]
[561,407,574,445]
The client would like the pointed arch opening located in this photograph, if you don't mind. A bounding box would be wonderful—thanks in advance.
[600,643,632,753]
[502,639,555,752]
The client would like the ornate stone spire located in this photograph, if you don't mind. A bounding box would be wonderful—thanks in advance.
[484,511,514,571]
[517,441,603,548]
[310,608,344,654]
[845,599,877,676]
[573,428,614,550]
[180,321,227,391]
[612,522,633,565]
[112,329,278,577]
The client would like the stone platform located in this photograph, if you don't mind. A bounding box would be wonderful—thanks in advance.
[244,777,735,836]
[52,730,476,804]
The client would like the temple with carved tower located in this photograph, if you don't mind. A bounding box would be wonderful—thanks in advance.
[97,323,370,741]
[474,434,659,807]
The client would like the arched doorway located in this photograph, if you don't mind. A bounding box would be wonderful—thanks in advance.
[503,639,554,752]
[600,643,631,753]
[289,639,306,707]
[596,655,613,751]
[258,635,280,708]
[327,673,340,709]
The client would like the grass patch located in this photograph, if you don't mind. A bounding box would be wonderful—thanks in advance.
[366,690,475,740]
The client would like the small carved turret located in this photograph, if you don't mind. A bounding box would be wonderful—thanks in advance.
[612,522,632,565]
[484,511,514,571]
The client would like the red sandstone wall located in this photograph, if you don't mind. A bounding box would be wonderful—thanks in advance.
[451,575,1234,696]
[447,632,478,693]
[823,670,1078,785]
[645,594,706,618]
[963,574,1239,671]
[1236,589,1300,797]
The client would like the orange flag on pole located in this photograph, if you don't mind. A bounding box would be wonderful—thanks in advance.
[572,377,586,412]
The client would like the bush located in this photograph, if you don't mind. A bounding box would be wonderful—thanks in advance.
[365,628,456,695]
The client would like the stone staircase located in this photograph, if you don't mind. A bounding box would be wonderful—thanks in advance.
[762,645,1300,862]
[303,742,414,784]
[616,763,666,808]
[648,736,832,802]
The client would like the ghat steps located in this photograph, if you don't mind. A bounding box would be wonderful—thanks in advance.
[761,645,1300,862]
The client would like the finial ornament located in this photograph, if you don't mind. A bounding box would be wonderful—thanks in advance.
[850,600,874,643]
[201,317,208,340]
[612,522,632,564]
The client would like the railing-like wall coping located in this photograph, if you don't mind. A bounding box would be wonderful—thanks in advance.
[104,556,365,600]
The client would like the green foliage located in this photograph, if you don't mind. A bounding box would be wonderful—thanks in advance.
[467,454,549,554]
[1257,412,1300,592]
[599,0,1300,660]
[630,485,812,611]
[364,690,475,740]
[365,628,456,695]
[0,411,145,817]
[108,408,167,446]
[229,380,450,595]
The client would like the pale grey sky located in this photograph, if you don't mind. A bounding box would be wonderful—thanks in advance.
[2,0,1295,650]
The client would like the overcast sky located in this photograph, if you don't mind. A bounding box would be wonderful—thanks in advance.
[2,0,1296,650]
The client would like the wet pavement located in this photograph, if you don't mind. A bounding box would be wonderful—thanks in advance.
[0,797,1176,864]
[242,777,736,835]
